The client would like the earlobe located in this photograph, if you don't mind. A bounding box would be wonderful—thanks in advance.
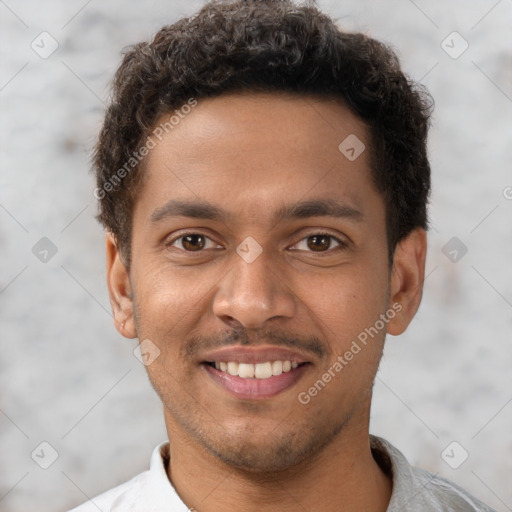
[387,227,427,336]
[105,233,137,339]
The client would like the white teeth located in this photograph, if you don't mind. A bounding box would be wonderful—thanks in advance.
[212,360,301,379]
[227,361,239,376]
[254,362,272,379]
[271,361,283,376]
[238,363,255,379]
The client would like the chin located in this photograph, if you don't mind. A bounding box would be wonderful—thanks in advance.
[206,436,312,473]
[199,417,348,474]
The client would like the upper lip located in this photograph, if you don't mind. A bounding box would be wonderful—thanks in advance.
[201,345,311,365]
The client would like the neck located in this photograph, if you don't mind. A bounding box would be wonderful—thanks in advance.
[165,414,392,512]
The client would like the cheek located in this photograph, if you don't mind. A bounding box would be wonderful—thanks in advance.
[132,277,198,393]
[300,264,390,384]
[134,264,210,319]
[131,266,220,362]
[296,274,388,412]
[306,264,389,328]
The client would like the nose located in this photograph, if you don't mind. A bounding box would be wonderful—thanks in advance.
[212,247,296,330]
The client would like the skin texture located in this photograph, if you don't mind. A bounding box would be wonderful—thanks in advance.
[106,92,427,511]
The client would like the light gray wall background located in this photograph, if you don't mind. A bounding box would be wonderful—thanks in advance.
[1,1,511,511]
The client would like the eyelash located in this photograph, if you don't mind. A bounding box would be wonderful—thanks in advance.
[165,231,348,255]
[291,232,347,253]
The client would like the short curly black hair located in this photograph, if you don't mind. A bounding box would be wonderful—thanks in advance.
[93,0,433,267]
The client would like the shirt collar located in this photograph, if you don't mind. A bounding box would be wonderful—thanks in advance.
[110,442,189,512]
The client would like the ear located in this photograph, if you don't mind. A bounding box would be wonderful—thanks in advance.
[106,233,137,338]
[387,227,427,336]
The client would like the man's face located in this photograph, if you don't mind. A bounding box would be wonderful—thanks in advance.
[108,92,420,472]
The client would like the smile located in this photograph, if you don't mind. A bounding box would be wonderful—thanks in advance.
[205,360,301,379]
[203,361,310,400]
[200,346,313,400]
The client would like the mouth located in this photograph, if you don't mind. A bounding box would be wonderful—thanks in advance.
[204,360,304,378]
[200,347,312,400]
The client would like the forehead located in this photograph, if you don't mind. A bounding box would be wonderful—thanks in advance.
[135,92,380,225]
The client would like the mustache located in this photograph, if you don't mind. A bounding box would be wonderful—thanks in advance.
[184,326,328,359]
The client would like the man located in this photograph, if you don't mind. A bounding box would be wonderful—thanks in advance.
[71,0,496,510]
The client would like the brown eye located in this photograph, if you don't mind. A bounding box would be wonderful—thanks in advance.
[306,235,332,252]
[291,233,344,254]
[167,233,221,252]
[181,234,206,251]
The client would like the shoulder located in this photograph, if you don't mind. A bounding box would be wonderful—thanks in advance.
[65,441,187,512]
[370,435,497,512]
[410,466,497,511]
[66,471,150,512]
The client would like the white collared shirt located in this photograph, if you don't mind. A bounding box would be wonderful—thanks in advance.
[67,435,496,511]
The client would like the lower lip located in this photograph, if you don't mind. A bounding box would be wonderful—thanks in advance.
[203,363,309,400]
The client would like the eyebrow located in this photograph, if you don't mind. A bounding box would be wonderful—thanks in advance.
[149,198,364,225]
